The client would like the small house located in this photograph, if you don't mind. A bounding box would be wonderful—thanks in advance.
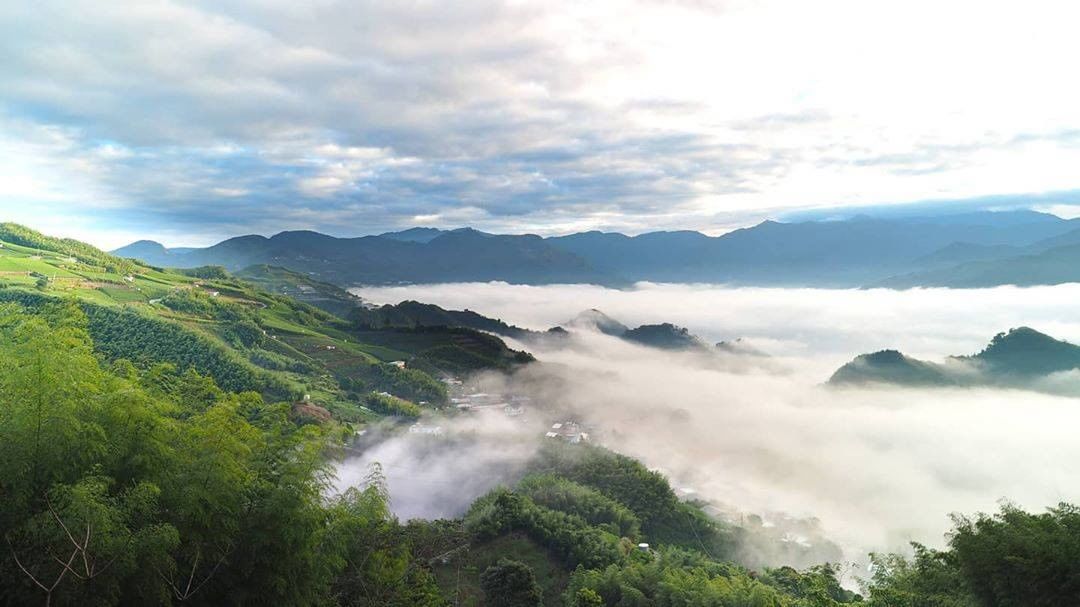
[546,421,590,444]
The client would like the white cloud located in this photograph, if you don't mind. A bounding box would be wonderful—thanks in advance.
[5,0,1080,240]
[346,282,1080,558]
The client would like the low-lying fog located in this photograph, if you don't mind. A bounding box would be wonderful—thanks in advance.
[340,282,1080,564]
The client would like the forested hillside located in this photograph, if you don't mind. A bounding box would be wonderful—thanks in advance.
[2,305,1074,605]
[829,327,1080,393]
[0,224,532,422]
[3,225,1079,606]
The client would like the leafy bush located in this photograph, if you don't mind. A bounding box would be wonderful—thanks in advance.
[564,548,795,607]
[528,443,736,558]
[517,474,641,539]
[465,489,623,570]
[480,558,543,607]
[866,503,1080,607]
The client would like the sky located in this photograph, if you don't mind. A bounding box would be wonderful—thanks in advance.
[5,0,1080,248]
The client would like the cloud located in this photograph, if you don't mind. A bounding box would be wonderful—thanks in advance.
[342,282,1080,561]
[6,0,1080,245]
[334,412,542,520]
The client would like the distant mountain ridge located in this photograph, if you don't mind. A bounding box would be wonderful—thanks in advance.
[114,210,1080,288]
[117,228,619,286]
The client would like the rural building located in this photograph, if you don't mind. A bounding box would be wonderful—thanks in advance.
[546,421,589,444]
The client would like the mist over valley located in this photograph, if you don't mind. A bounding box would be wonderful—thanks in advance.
[342,282,1080,564]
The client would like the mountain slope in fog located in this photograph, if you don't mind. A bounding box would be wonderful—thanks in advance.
[830,327,1080,390]
[563,309,630,336]
[114,210,1080,288]
[557,310,720,352]
[346,302,724,354]
[621,323,710,350]
[878,242,1080,288]
[830,349,959,386]
[349,299,544,340]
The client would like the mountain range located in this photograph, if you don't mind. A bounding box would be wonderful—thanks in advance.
[114,210,1080,289]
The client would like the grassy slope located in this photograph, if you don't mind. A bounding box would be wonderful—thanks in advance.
[0,226,528,424]
[236,264,366,319]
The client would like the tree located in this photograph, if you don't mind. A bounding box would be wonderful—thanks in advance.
[479,559,543,607]
[573,588,603,607]
[35,275,48,290]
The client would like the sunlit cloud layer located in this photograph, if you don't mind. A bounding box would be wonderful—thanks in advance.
[5,0,1080,246]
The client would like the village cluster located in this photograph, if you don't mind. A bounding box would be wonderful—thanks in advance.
[405,376,594,443]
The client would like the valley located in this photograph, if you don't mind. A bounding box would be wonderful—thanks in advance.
[3,224,1080,606]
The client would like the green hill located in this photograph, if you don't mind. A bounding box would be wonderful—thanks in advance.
[0,224,533,422]
[350,300,540,340]
[965,326,1080,377]
[829,350,956,387]
[829,327,1080,391]
[235,264,365,318]
[622,323,709,351]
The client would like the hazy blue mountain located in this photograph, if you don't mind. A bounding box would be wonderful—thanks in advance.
[114,210,1080,288]
[829,327,1080,389]
[547,230,714,280]
[547,210,1077,285]
[379,227,446,243]
[112,240,175,266]
[1027,225,1080,251]
[877,243,1080,288]
[115,228,619,286]
[912,242,1025,267]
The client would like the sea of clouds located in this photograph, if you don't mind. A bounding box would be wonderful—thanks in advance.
[339,282,1080,563]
